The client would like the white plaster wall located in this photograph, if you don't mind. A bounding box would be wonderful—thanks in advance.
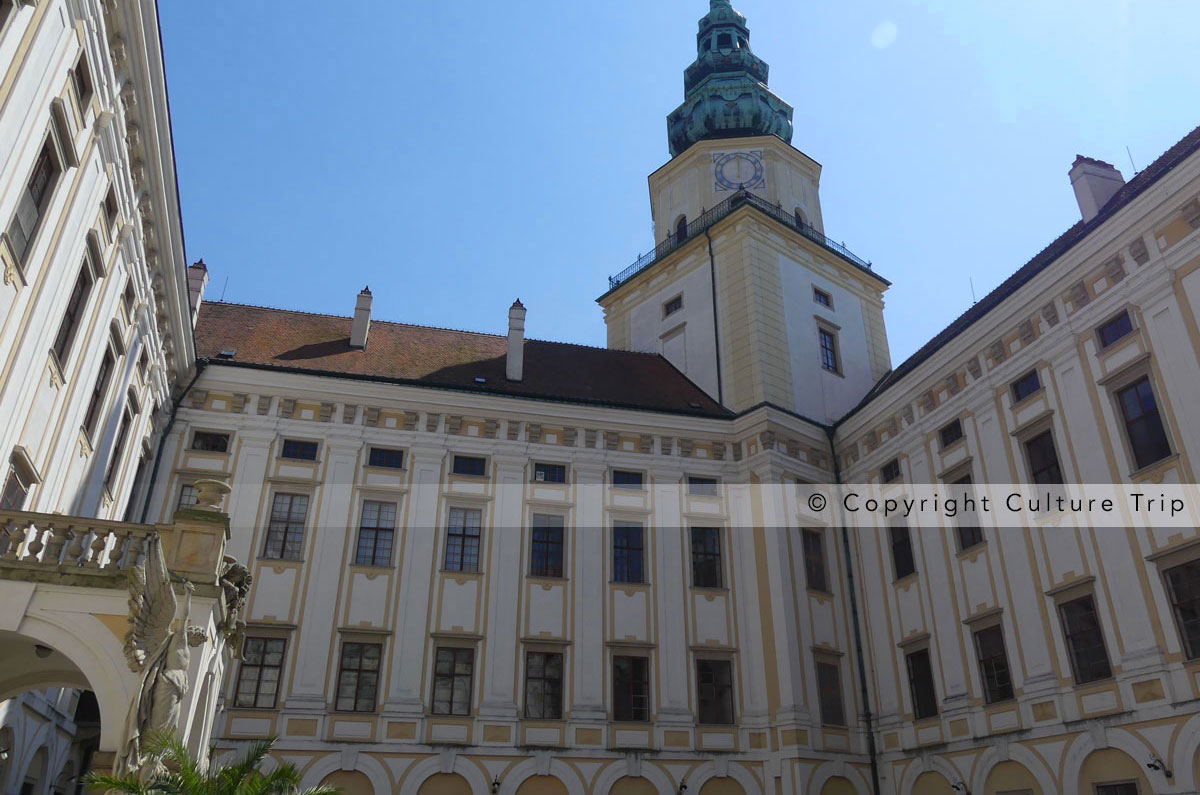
[625,261,719,398]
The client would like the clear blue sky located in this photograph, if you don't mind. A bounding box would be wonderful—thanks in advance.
[159,0,1200,366]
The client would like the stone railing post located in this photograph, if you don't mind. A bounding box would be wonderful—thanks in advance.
[160,479,231,585]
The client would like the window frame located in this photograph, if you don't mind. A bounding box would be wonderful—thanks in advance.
[176,482,199,512]
[817,325,841,375]
[279,438,319,461]
[814,657,847,727]
[812,286,833,309]
[889,521,916,580]
[1095,310,1134,349]
[262,492,309,561]
[234,636,287,710]
[801,529,829,593]
[880,458,901,484]
[523,650,564,720]
[443,505,483,573]
[949,472,984,552]
[529,513,565,578]
[1023,428,1065,486]
[695,658,735,725]
[1010,369,1042,403]
[335,641,382,713]
[102,403,134,493]
[1058,594,1113,684]
[1,467,29,511]
[690,526,723,589]
[971,623,1015,704]
[611,469,644,491]
[451,454,487,478]
[938,418,964,450]
[1113,375,1172,471]
[686,475,719,497]
[191,430,231,454]
[612,521,646,585]
[431,646,475,716]
[81,346,116,442]
[354,499,397,567]
[51,264,94,367]
[663,294,683,318]
[533,461,567,484]
[367,447,405,469]
[1163,558,1200,660]
[904,647,939,720]
[5,133,65,270]
[612,654,650,722]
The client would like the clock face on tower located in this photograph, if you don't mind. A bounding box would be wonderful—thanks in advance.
[713,150,766,192]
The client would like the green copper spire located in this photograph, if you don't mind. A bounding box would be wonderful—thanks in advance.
[666,0,794,157]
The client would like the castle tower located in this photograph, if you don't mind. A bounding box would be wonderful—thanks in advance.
[599,0,891,422]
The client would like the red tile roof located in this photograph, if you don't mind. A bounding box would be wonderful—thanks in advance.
[194,302,728,417]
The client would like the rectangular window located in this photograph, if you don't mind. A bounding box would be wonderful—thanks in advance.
[104,188,119,232]
[530,514,564,577]
[52,266,93,364]
[355,500,396,567]
[280,439,318,460]
[1011,369,1042,402]
[81,349,115,439]
[1,469,29,511]
[880,458,901,483]
[690,527,722,588]
[1165,560,1200,659]
[367,447,405,469]
[335,642,381,712]
[121,280,136,319]
[815,659,846,726]
[177,483,199,511]
[1059,595,1112,684]
[905,648,938,720]
[432,647,474,716]
[1116,377,1172,469]
[696,659,734,724]
[235,637,286,709]
[444,506,482,572]
[687,475,718,497]
[71,53,92,108]
[191,431,230,453]
[973,624,1014,703]
[451,454,486,477]
[612,522,645,584]
[612,655,649,721]
[524,651,563,719]
[1097,311,1133,348]
[802,529,829,593]
[939,419,964,449]
[103,406,133,491]
[813,287,832,308]
[1095,783,1139,795]
[952,474,984,550]
[818,327,839,374]
[1024,430,1064,485]
[890,522,916,579]
[534,462,566,483]
[663,295,683,317]
[263,493,308,560]
[7,141,61,264]
[612,469,644,490]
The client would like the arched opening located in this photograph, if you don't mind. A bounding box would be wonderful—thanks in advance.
[986,760,1042,794]
[321,770,374,793]
[821,776,859,795]
[1079,749,1150,793]
[418,772,472,795]
[794,207,807,228]
[516,775,568,795]
[700,778,746,795]
[674,215,688,243]
[717,32,733,49]
[612,776,658,795]
[913,771,954,795]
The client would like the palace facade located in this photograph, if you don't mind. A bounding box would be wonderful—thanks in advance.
[4,1,1200,793]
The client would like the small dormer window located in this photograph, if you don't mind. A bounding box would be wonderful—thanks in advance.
[717,33,733,49]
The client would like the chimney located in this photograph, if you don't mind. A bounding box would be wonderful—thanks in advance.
[506,299,526,381]
[350,286,372,349]
[1069,155,1125,223]
[186,260,209,328]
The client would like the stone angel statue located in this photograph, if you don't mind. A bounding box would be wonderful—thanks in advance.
[116,534,200,780]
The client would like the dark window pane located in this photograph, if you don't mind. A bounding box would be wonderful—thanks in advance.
[1166,560,1200,659]
[281,439,318,460]
[263,493,308,560]
[355,500,396,566]
[1011,370,1042,402]
[815,660,846,726]
[191,432,230,453]
[880,458,901,483]
[905,649,938,719]
[452,455,487,477]
[530,514,564,577]
[444,507,482,572]
[802,529,828,593]
[1024,431,1064,485]
[612,470,643,489]
[52,267,93,363]
[687,476,718,496]
[890,523,916,579]
[82,350,115,438]
[432,647,474,715]
[973,625,1014,703]
[813,288,831,307]
[613,656,649,722]
[1097,311,1133,348]
[819,328,839,373]
[524,651,564,719]
[1,469,29,511]
[1060,596,1112,683]
[939,419,964,449]
[691,527,722,588]
[336,642,381,712]
[534,462,566,483]
[613,522,645,584]
[696,659,734,724]
[1117,377,1172,469]
[664,295,683,316]
[368,447,405,468]
[236,637,286,709]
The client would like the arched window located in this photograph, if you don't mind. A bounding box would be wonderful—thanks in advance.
[794,207,807,228]
[717,33,733,49]
[675,215,688,242]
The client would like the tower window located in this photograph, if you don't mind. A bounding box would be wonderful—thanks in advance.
[663,295,683,317]
[818,327,840,374]
[674,215,688,242]
[717,33,733,49]
[812,287,832,308]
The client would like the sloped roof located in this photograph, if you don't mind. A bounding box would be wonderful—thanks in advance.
[839,123,1200,426]
[194,302,729,417]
